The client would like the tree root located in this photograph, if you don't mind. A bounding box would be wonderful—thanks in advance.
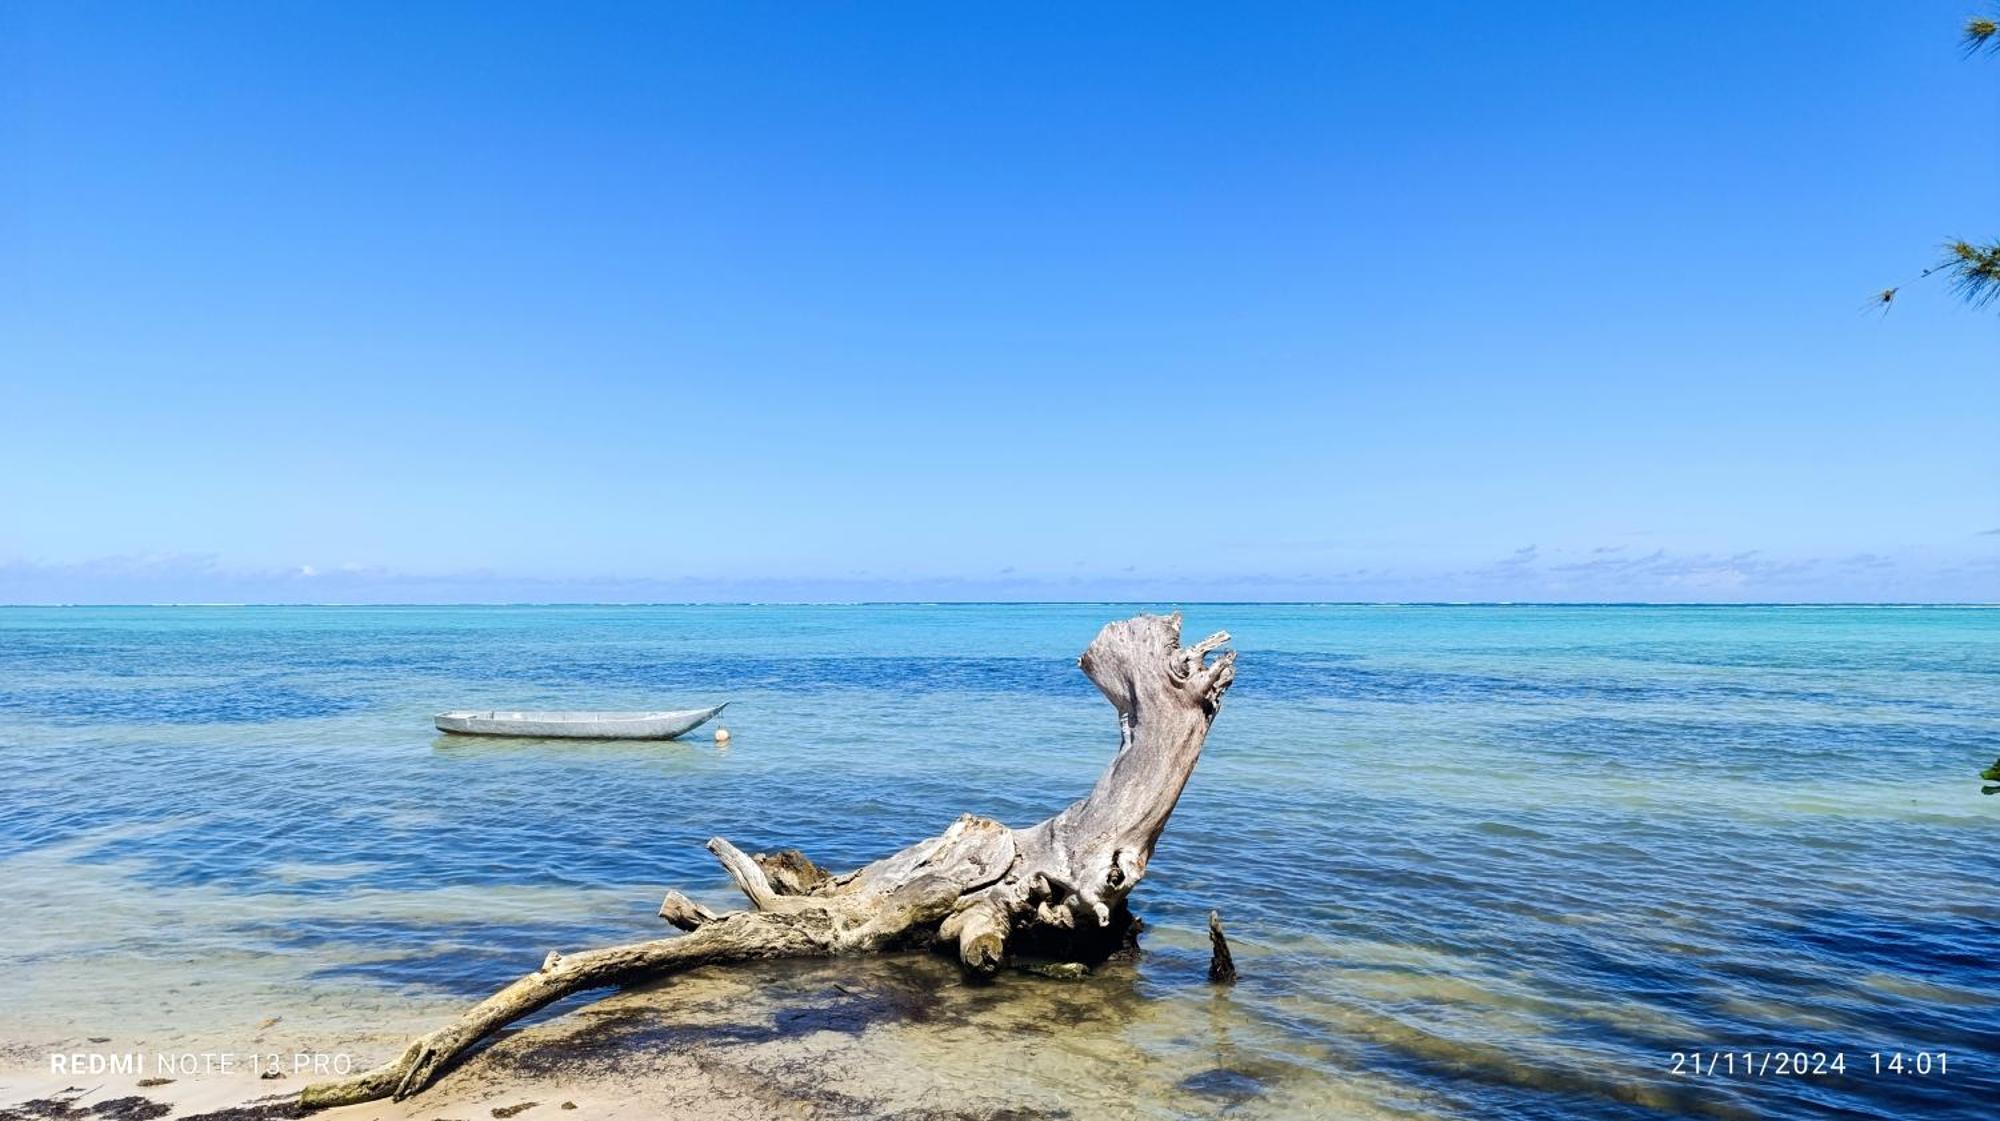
[302,612,1234,1108]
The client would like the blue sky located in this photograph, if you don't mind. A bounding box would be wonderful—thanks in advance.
[3,2,1995,603]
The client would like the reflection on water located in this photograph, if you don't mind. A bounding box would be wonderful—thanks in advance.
[1,605,1996,1119]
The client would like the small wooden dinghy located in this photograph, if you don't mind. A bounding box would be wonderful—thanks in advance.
[435,703,726,740]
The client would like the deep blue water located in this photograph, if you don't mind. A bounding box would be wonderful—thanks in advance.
[0,604,1995,1119]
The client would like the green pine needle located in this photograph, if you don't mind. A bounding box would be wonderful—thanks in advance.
[1939,240,2000,307]
[1965,17,1999,54]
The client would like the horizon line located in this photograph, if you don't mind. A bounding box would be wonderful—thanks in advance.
[2,601,1995,609]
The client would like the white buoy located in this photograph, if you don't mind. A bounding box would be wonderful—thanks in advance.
[714,727,731,744]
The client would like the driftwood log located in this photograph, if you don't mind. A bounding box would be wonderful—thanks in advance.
[301,612,1235,1108]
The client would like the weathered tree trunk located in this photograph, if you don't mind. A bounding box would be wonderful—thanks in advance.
[301,612,1234,1109]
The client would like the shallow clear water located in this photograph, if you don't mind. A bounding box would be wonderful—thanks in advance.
[1,604,1995,1119]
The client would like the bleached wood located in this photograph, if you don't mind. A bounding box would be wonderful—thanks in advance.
[303,612,1232,1107]
[657,891,716,931]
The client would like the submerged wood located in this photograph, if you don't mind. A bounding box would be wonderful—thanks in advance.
[303,612,1234,1108]
[1207,909,1237,984]
[434,704,727,740]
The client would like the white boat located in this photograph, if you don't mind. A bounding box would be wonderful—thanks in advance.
[434,704,727,740]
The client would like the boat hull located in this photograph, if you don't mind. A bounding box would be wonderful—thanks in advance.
[434,703,726,740]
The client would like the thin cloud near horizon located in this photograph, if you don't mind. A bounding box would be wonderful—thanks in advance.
[2,546,1992,606]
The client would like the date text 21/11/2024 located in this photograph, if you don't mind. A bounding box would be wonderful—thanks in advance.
[1671,1051,1949,1077]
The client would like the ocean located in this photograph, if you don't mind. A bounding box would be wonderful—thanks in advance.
[0,604,1994,1119]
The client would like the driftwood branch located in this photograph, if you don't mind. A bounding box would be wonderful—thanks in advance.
[301,612,1234,1109]
[656,891,715,931]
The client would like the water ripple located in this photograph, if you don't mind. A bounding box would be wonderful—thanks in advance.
[1,604,1996,1120]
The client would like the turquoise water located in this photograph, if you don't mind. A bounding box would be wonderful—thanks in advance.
[0,604,1995,1119]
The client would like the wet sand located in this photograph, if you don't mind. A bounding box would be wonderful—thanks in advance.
[0,952,1392,1121]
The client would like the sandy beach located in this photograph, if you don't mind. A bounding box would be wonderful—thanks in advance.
[0,949,1371,1121]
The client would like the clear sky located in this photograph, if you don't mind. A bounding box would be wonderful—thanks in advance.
[3,2,1995,603]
